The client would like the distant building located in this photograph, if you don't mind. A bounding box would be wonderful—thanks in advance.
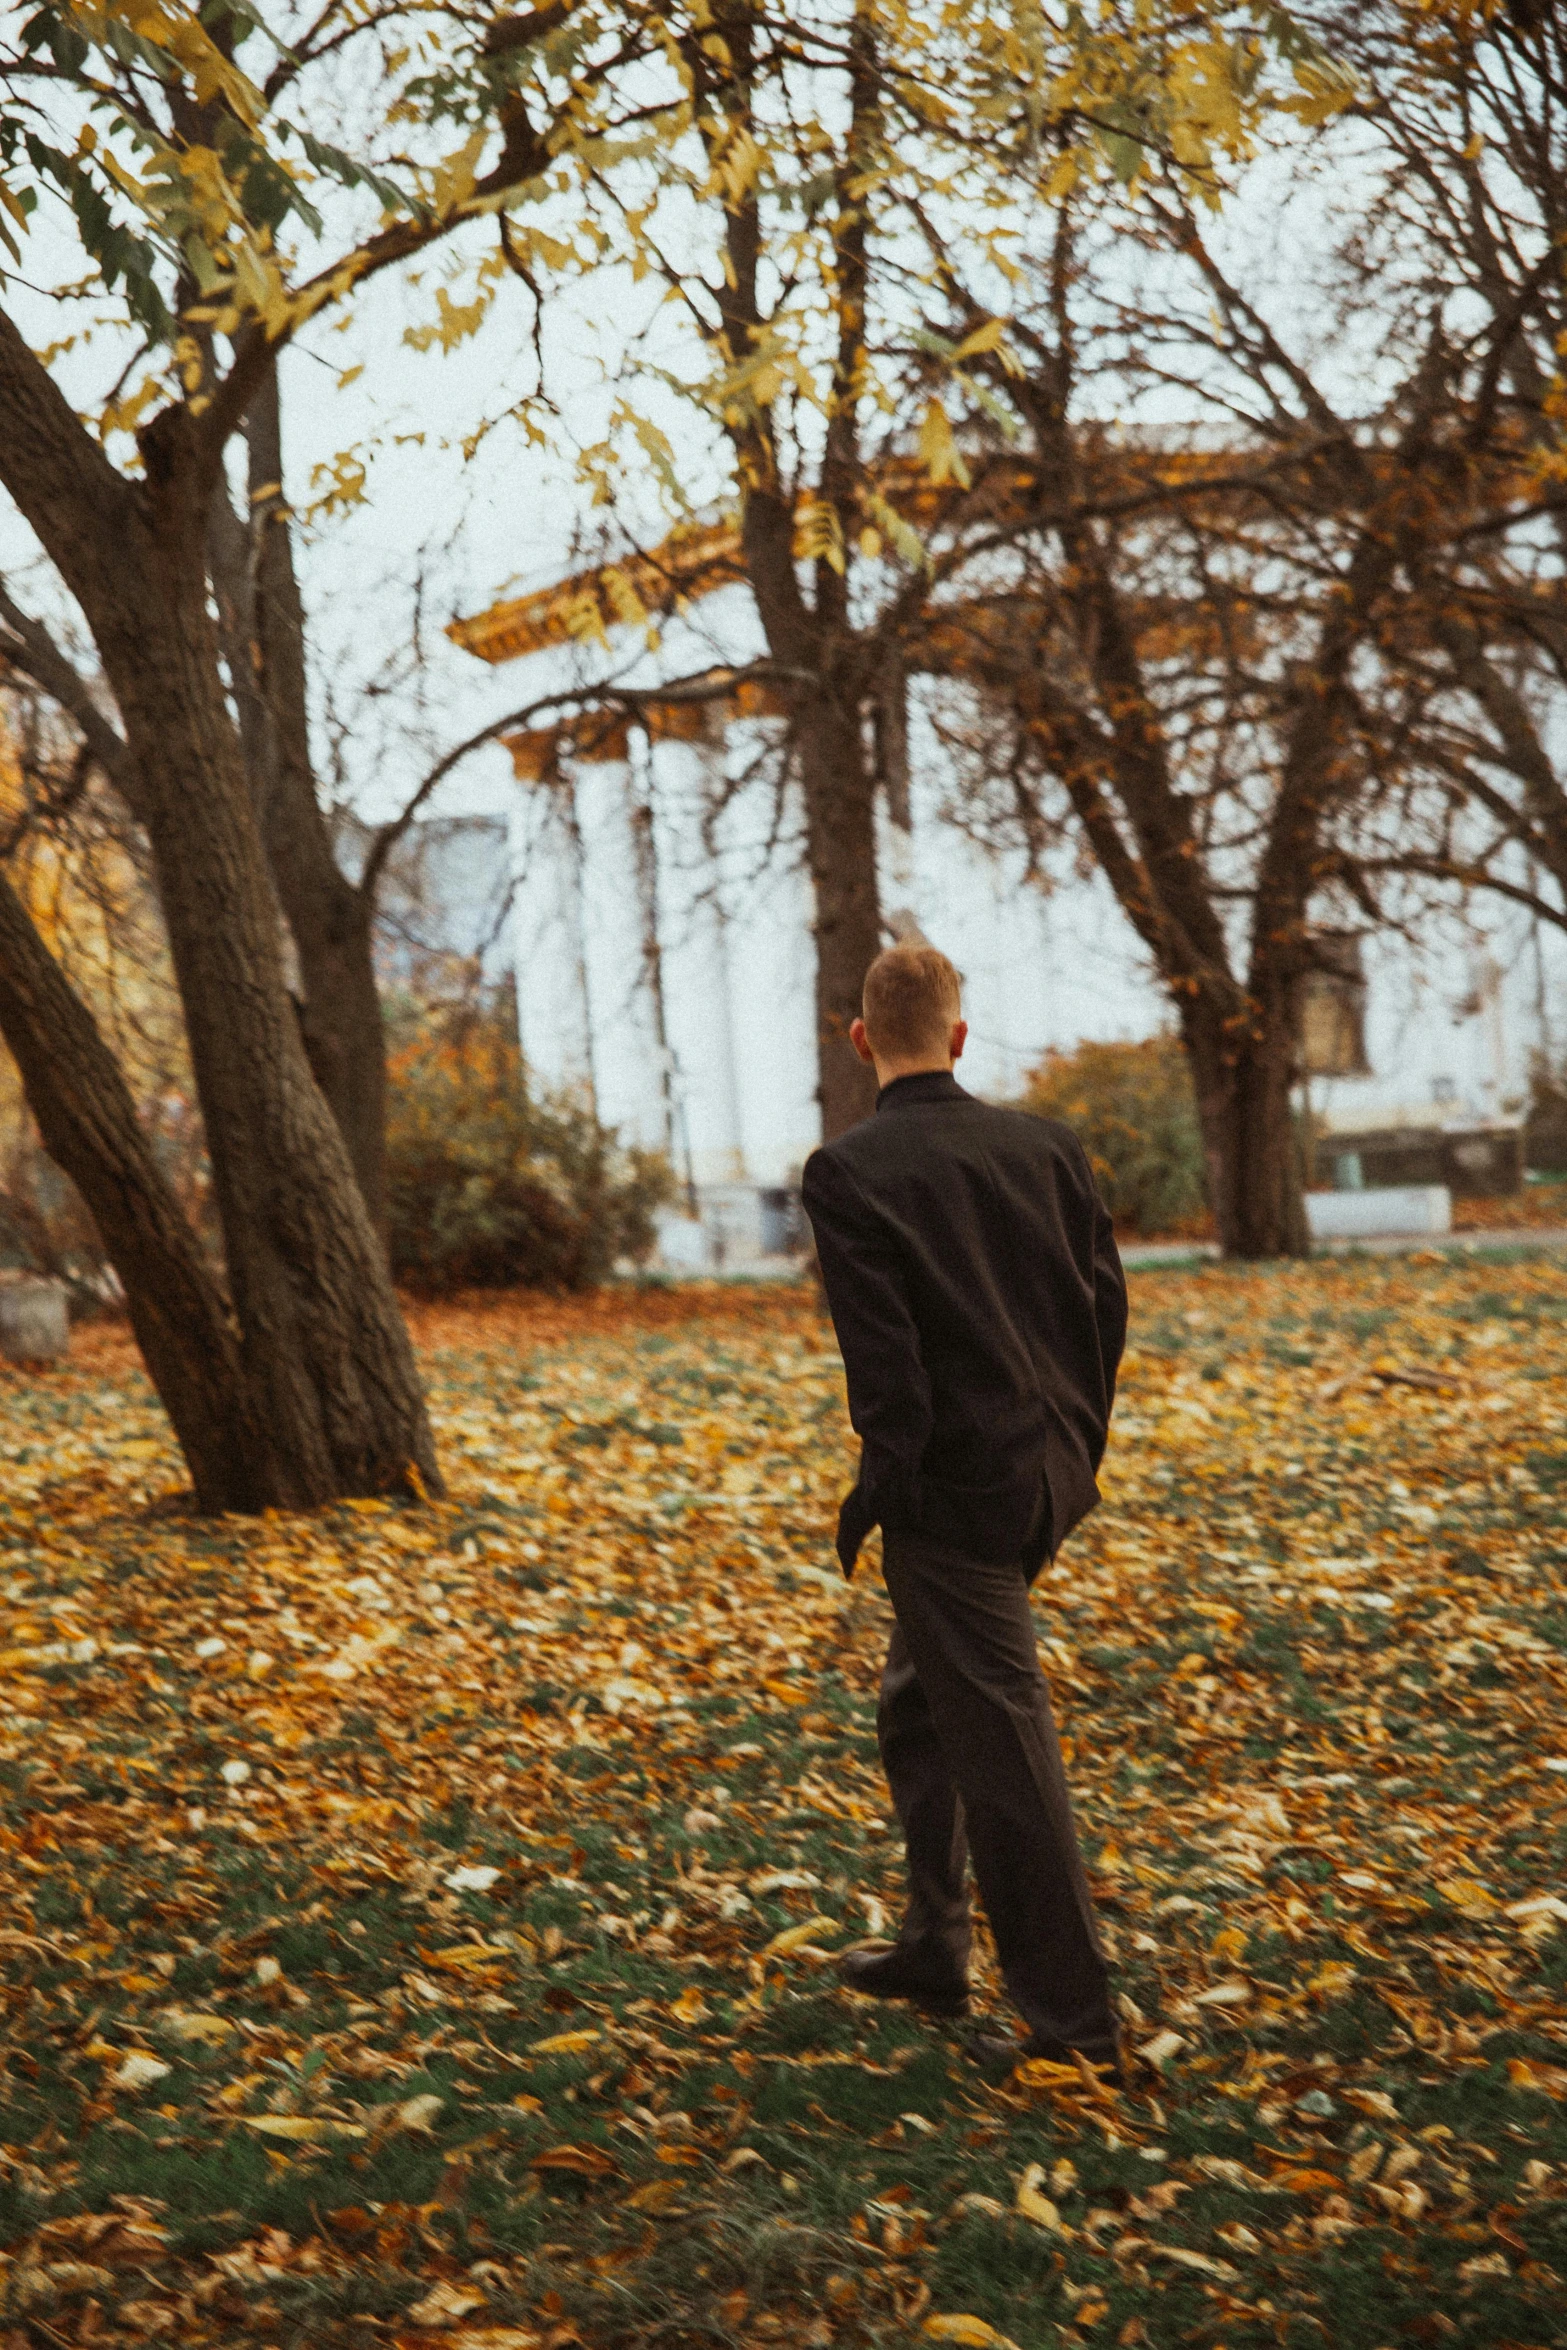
[434,559,1561,1257]
[337,811,513,986]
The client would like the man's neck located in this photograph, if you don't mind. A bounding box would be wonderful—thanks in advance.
[873,1059,955,1091]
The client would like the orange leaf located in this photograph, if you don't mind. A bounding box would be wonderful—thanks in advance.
[530,2145,615,2177]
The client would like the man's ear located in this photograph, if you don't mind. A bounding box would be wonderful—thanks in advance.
[950,1019,968,1063]
[849,1016,876,1066]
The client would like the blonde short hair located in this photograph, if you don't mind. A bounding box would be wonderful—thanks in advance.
[862,943,962,1061]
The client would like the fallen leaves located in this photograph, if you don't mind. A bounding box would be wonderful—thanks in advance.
[1192,1979,1252,2008]
[0,1264,1560,2349]
[1506,2057,1567,2100]
[106,2052,170,2091]
[529,2144,616,2177]
[395,2093,447,2133]
[405,2278,488,2327]
[923,2318,1022,2349]
[446,1865,502,1894]
[1014,2160,1063,2229]
[241,2114,367,2142]
[156,2009,236,2044]
[762,1913,844,1956]
[1138,2029,1186,2067]
[1147,2242,1239,2280]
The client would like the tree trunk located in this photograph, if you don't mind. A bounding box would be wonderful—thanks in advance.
[1182,992,1309,1259]
[0,313,441,1507]
[0,871,275,1510]
[208,370,390,1234]
[118,454,438,1501]
[248,375,390,1233]
[797,688,882,1139]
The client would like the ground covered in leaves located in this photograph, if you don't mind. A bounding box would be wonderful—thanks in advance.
[0,1257,1565,2350]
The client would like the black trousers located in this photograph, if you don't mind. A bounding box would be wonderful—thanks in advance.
[877,1526,1114,2050]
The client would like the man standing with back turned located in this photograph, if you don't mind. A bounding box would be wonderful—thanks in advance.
[801,944,1127,2076]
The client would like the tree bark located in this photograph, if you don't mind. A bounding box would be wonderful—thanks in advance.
[0,303,440,1508]
[692,3,885,1149]
[1181,992,1309,1259]
[207,370,390,1234]
[0,870,274,1509]
[922,565,1315,1255]
[247,373,390,1232]
[797,689,882,1138]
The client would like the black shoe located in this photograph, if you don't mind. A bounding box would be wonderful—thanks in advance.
[838,1941,970,2017]
[967,2025,1125,2087]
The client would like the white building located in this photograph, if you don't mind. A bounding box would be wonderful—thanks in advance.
[431,580,1562,1265]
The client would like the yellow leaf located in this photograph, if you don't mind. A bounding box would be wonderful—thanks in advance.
[404,282,492,355]
[428,127,487,219]
[110,2052,171,2091]
[923,2317,1021,2350]
[670,1986,710,2024]
[429,1943,512,1972]
[953,318,1007,361]
[625,2178,686,2211]
[1150,2245,1240,2280]
[1435,1877,1496,1916]
[528,2028,601,2055]
[763,1915,843,1957]
[241,2115,365,2142]
[1014,2162,1062,2230]
[406,2280,487,2328]
[395,2093,446,2134]
[1013,2054,1087,2092]
[530,2144,615,2176]
[445,2334,543,2348]
[158,2011,236,2044]
[1507,2057,1567,2100]
[918,399,970,489]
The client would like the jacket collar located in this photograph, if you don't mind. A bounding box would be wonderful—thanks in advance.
[876,1068,969,1112]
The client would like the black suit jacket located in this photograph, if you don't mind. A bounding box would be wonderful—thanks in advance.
[801,1070,1127,1575]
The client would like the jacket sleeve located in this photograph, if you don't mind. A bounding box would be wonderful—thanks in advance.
[1086,1156,1128,1454]
[801,1145,932,1558]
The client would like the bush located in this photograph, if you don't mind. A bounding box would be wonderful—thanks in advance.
[1019,1034,1208,1236]
[385,997,672,1292]
[0,1130,121,1318]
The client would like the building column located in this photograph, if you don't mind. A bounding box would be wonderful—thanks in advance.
[695,714,748,1185]
[508,763,595,1107]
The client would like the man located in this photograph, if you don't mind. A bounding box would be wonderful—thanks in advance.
[800,943,1127,2074]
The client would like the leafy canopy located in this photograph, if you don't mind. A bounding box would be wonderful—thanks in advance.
[0,0,643,452]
